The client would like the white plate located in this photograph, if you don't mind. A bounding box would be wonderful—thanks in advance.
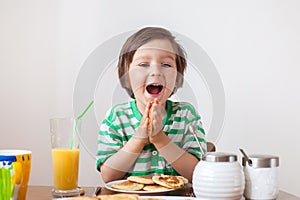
[54,196,196,200]
[140,196,196,199]
[105,180,177,194]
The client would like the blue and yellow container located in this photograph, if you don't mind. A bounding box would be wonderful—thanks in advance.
[0,150,31,200]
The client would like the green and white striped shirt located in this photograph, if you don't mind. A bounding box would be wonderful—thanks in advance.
[96,99,206,177]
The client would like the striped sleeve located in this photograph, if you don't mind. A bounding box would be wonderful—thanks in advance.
[96,108,123,171]
[178,102,207,159]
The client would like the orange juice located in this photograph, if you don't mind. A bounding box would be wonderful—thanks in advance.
[52,149,80,190]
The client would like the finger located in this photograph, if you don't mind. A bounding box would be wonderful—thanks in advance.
[144,102,152,119]
[148,101,154,109]
[151,104,163,118]
[144,117,150,127]
[147,117,152,136]
[151,102,159,113]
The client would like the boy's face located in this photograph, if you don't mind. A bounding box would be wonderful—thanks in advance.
[128,39,177,108]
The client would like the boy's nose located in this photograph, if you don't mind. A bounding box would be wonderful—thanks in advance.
[150,64,161,76]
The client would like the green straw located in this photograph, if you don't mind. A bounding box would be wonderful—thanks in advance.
[70,100,94,149]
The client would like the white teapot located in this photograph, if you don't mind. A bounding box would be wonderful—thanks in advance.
[192,152,245,200]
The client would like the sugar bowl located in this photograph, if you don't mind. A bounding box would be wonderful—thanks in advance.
[242,154,279,200]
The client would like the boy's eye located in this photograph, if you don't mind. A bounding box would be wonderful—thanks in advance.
[161,63,172,68]
[138,63,150,67]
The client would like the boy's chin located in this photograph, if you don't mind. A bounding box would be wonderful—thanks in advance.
[145,94,161,101]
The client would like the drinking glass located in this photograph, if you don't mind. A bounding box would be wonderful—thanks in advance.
[50,117,80,197]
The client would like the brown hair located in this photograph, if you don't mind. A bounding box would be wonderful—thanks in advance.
[118,27,187,98]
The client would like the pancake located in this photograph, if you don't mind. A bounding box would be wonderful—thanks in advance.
[152,174,185,189]
[176,176,189,185]
[142,184,169,191]
[110,180,144,191]
[71,197,99,200]
[71,194,139,200]
[98,194,139,200]
[127,176,155,184]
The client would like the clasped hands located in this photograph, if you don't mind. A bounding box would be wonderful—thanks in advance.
[133,98,166,143]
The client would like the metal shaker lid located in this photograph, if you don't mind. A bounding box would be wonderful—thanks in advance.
[203,152,237,162]
[242,154,279,168]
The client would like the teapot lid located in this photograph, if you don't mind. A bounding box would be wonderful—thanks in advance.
[242,154,279,168]
[203,152,237,162]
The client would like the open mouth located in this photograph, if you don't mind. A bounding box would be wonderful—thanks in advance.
[146,84,163,95]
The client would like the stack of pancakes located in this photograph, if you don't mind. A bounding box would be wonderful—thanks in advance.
[71,175,188,200]
[71,194,143,200]
[111,174,188,191]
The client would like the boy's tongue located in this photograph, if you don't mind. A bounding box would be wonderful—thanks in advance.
[146,84,163,95]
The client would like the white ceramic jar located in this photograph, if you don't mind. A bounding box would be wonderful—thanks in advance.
[192,152,245,200]
[243,154,279,200]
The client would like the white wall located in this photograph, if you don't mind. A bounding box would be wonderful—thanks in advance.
[1,0,299,197]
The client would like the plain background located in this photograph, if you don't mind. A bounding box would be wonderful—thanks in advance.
[1,0,299,197]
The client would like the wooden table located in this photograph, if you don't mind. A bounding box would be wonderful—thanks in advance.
[27,185,300,200]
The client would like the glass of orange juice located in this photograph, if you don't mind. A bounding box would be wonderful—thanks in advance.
[50,117,81,197]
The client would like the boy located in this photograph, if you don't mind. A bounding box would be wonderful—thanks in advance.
[97,27,206,183]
